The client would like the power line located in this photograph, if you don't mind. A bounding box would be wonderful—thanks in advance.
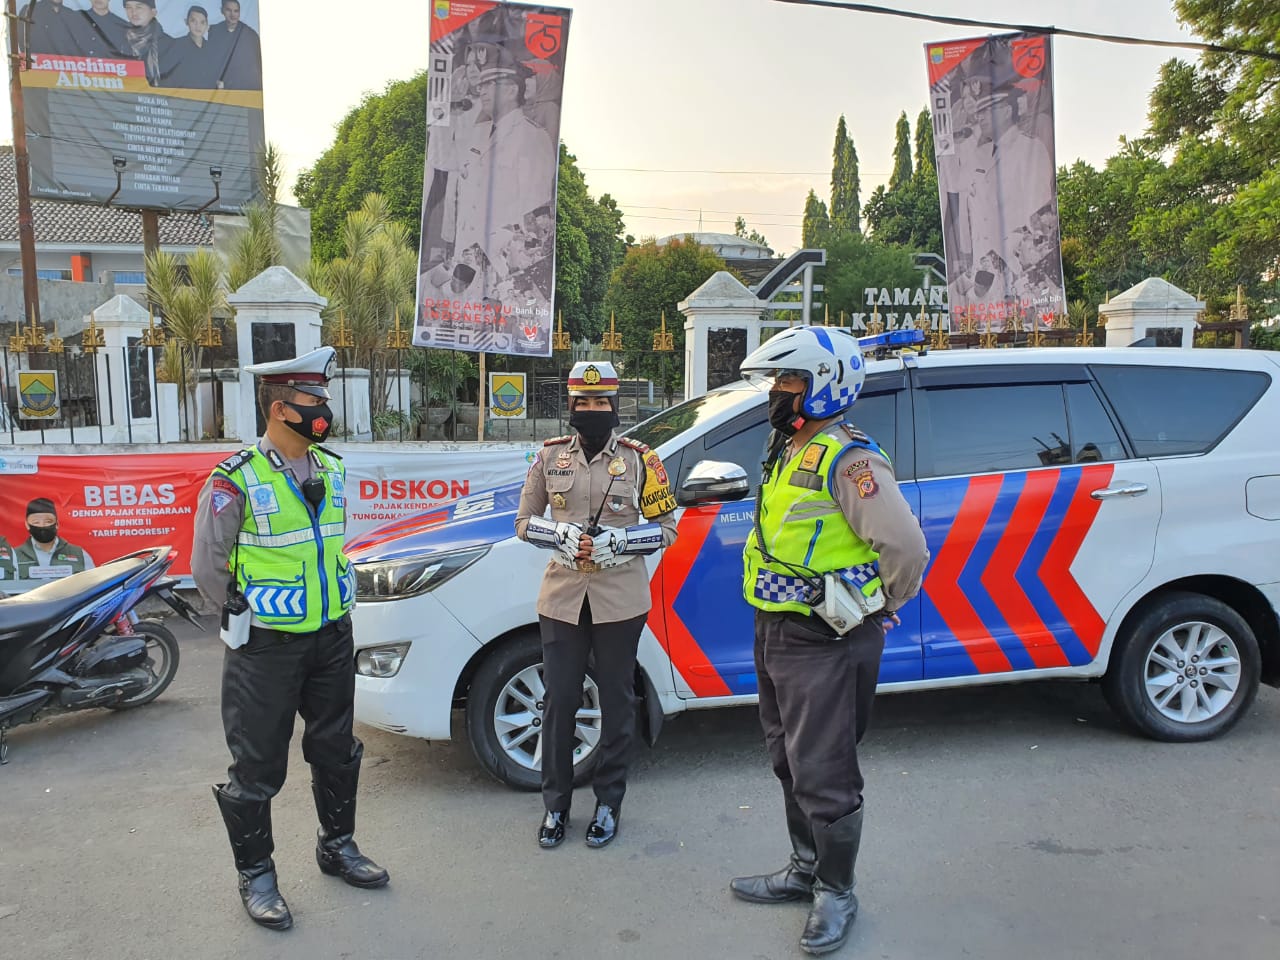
[620,203,807,219]
[770,0,1280,64]
[581,165,891,177]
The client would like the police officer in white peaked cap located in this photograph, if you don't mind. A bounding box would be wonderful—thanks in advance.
[516,360,680,850]
[192,346,388,932]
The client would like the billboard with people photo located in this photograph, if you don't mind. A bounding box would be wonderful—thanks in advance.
[16,0,265,211]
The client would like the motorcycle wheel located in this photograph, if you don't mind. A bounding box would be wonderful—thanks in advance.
[107,620,181,710]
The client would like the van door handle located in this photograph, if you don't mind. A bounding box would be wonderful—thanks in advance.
[1091,482,1149,500]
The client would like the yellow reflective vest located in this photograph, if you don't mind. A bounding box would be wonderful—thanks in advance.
[216,446,354,632]
[743,429,885,616]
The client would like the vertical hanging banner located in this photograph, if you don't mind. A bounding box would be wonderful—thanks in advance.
[926,32,1065,332]
[16,0,265,211]
[414,1,571,358]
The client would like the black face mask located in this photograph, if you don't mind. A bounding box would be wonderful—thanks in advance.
[768,389,805,436]
[283,400,334,443]
[570,408,618,459]
[28,524,58,545]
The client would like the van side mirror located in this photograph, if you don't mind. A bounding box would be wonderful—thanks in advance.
[678,460,751,506]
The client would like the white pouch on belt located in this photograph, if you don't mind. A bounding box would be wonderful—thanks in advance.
[813,573,886,635]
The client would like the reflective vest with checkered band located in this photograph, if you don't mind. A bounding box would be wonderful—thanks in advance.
[743,429,887,616]
[217,446,353,632]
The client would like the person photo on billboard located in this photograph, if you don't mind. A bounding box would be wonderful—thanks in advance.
[208,0,262,90]
[161,4,221,89]
[17,0,83,56]
[80,0,132,58]
[121,0,173,86]
[14,497,96,581]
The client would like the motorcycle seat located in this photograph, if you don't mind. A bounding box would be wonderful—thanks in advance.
[0,555,150,636]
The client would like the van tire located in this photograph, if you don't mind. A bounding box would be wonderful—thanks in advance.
[1102,592,1260,742]
[465,632,602,791]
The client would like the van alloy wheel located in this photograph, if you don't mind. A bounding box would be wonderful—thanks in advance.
[1143,621,1241,724]
[493,664,602,774]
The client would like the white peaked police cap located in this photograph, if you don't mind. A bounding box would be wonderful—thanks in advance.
[244,346,337,399]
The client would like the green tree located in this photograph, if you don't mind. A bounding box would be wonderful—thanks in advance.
[819,231,920,324]
[145,248,227,429]
[888,111,912,190]
[914,106,935,173]
[802,189,831,249]
[864,112,942,254]
[554,146,627,343]
[304,194,433,433]
[830,115,861,236]
[604,237,727,396]
[294,73,429,262]
[733,216,770,249]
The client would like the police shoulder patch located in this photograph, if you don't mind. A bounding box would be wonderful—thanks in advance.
[543,435,573,447]
[617,436,650,454]
[216,448,255,475]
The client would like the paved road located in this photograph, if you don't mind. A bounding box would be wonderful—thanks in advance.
[1,618,1278,960]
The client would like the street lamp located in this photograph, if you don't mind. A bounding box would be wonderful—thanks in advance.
[105,156,126,206]
[195,165,223,215]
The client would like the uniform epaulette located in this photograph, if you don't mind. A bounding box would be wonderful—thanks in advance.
[216,448,255,474]
[838,423,869,443]
[543,435,573,446]
[617,437,650,453]
[313,444,344,461]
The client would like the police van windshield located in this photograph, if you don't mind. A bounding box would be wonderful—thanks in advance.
[624,387,762,451]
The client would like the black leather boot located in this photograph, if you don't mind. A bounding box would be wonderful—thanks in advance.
[730,787,816,903]
[799,806,864,956]
[212,784,292,931]
[311,748,389,889]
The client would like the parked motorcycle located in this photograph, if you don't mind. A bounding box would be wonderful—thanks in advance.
[0,545,201,764]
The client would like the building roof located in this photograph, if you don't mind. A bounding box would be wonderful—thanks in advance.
[658,231,775,259]
[0,146,212,248]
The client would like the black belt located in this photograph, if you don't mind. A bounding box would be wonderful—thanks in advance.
[249,617,348,644]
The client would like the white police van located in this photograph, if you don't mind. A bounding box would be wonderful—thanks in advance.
[347,335,1280,789]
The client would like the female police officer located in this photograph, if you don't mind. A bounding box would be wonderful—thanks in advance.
[515,360,679,849]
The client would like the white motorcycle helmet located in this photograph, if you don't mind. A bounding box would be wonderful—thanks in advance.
[739,325,866,419]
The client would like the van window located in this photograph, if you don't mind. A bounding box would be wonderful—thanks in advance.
[1065,382,1127,463]
[919,383,1071,477]
[1091,365,1271,456]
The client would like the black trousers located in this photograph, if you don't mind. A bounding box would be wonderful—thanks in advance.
[220,614,360,803]
[538,597,647,813]
[754,610,886,829]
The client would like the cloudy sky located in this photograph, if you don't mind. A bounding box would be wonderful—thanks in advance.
[2,0,1197,253]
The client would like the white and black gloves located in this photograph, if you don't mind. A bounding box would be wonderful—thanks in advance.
[525,515,585,564]
[589,522,664,563]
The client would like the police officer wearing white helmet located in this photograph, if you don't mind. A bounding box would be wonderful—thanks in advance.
[731,326,929,955]
[515,360,679,849]
[192,347,388,931]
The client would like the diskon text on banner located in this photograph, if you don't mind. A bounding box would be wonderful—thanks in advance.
[16,0,265,211]
[926,32,1066,332]
[414,1,571,358]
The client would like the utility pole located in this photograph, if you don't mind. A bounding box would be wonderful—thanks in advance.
[6,0,41,325]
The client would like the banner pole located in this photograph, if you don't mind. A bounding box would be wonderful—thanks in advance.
[477,350,486,441]
[6,0,41,328]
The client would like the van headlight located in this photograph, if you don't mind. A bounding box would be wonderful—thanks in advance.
[357,643,410,678]
[354,546,489,602]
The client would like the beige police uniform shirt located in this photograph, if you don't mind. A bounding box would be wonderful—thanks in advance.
[785,425,931,612]
[515,433,679,624]
[190,435,322,608]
